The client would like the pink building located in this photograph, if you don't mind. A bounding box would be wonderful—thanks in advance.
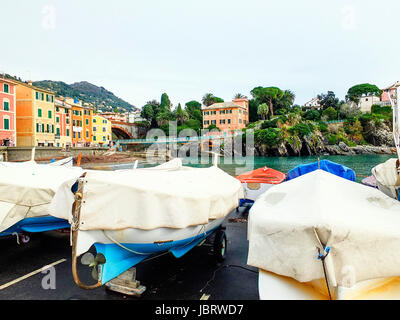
[381,81,400,103]
[0,78,17,146]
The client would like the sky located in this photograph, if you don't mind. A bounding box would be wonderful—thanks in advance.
[1,0,400,109]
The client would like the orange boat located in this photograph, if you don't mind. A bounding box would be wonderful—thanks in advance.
[236,166,286,203]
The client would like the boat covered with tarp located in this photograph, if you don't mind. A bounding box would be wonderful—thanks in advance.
[0,163,83,238]
[50,158,244,286]
[235,166,286,204]
[248,169,400,300]
[286,159,356,182]
[372,158,399,200]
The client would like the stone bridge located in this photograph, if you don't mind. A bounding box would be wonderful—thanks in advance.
[111,121,148,139]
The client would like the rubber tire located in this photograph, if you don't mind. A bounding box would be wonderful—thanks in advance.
[214,230,227,263]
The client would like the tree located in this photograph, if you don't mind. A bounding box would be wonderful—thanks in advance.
[346,83,382,103]
[275,90,296,111]
[160,93,172,112]
[141,100,160,128]
[322,107,338,121]
[141,104,154,121]
[250,86,284,116]
[234,93,247,99]
[202,93,224,106]
[185,100,202,122]
[257,103,269,120]
[317,91,340,110]
[202,93,215,106]
[156,111,172,127]
[174,103,189,125]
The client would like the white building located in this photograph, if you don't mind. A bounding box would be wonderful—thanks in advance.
[303,97,321,109]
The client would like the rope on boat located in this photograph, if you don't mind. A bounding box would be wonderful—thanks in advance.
[102,224,208,257]
[317,247,332,300]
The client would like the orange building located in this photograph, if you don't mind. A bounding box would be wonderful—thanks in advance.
[65,98,93,147]
[15,81,56,146]
[202,98,249,133]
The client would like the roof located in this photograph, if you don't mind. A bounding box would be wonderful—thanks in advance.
[201,101,246,111]
[0,77,18,86]
[12,79,55,94]
[382,81,400,91]
[55,99,72,109]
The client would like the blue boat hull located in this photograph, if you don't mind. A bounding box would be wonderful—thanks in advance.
[286,160,356,182]
[95,225,221,284]
[0,216,70,237]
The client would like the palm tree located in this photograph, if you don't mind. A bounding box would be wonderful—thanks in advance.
[156,111,172,127]
[202,93,215,107]
[175,103,189,125]
[257,103,269,120]
[233,93,247,99]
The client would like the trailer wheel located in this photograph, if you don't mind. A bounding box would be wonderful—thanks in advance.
[214,230,227,262]
[21,234,31,244]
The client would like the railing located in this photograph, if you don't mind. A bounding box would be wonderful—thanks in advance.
[117,133,242,145]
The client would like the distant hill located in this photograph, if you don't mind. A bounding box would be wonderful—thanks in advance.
[31,80,137,113]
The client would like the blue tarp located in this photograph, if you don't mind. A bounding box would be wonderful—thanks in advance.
[286,160,356,182]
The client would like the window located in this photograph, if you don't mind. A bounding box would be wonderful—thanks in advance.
[56,117,60,123]
[211,120,216,125]
[3,118,9,130]
[4,100,9,111]
[78,132,81,139]
[38,109,42,117]
[48,110,52,119]
[73,120,76,126]
[56,107,59,112]
[4,84,9,93]
[46,124,50,132]
[103,127,106,132]
[67,129,70,137]
[66,118,69,124]
[93,127,97,132]
[86,131,89,138]
[103,136,106,141]
[93,136,96,141]
[93,118,97,123]
[73,132,76,138]
[228,119,231,124]
[56,127,60,135]
[86,119,89,125]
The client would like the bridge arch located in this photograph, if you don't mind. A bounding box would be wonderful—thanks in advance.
[112,125,133,139]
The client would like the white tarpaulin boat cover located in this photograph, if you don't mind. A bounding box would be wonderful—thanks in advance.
[372,158,399,199]
[247,169,400,287]
[0,164,83,232]
[50,164,243,231]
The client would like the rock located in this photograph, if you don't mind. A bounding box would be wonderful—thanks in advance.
[338,142,350,152]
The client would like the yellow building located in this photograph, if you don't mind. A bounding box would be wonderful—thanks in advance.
[16,81,56,146]
[92,114,112,147]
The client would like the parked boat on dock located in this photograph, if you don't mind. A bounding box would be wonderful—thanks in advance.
[50,158,243,291]
[286,159,356,181]
[248,169,400,300]
[0,163,83,239]
[235,166,286,205]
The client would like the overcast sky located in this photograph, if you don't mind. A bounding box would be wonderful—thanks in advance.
[1,0,400,109]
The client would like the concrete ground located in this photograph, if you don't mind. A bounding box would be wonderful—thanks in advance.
[0,207,259,300]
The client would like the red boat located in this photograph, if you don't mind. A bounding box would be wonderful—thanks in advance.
[236,166,286,202]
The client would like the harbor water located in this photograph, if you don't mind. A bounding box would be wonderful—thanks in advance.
[110,154,395,182]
